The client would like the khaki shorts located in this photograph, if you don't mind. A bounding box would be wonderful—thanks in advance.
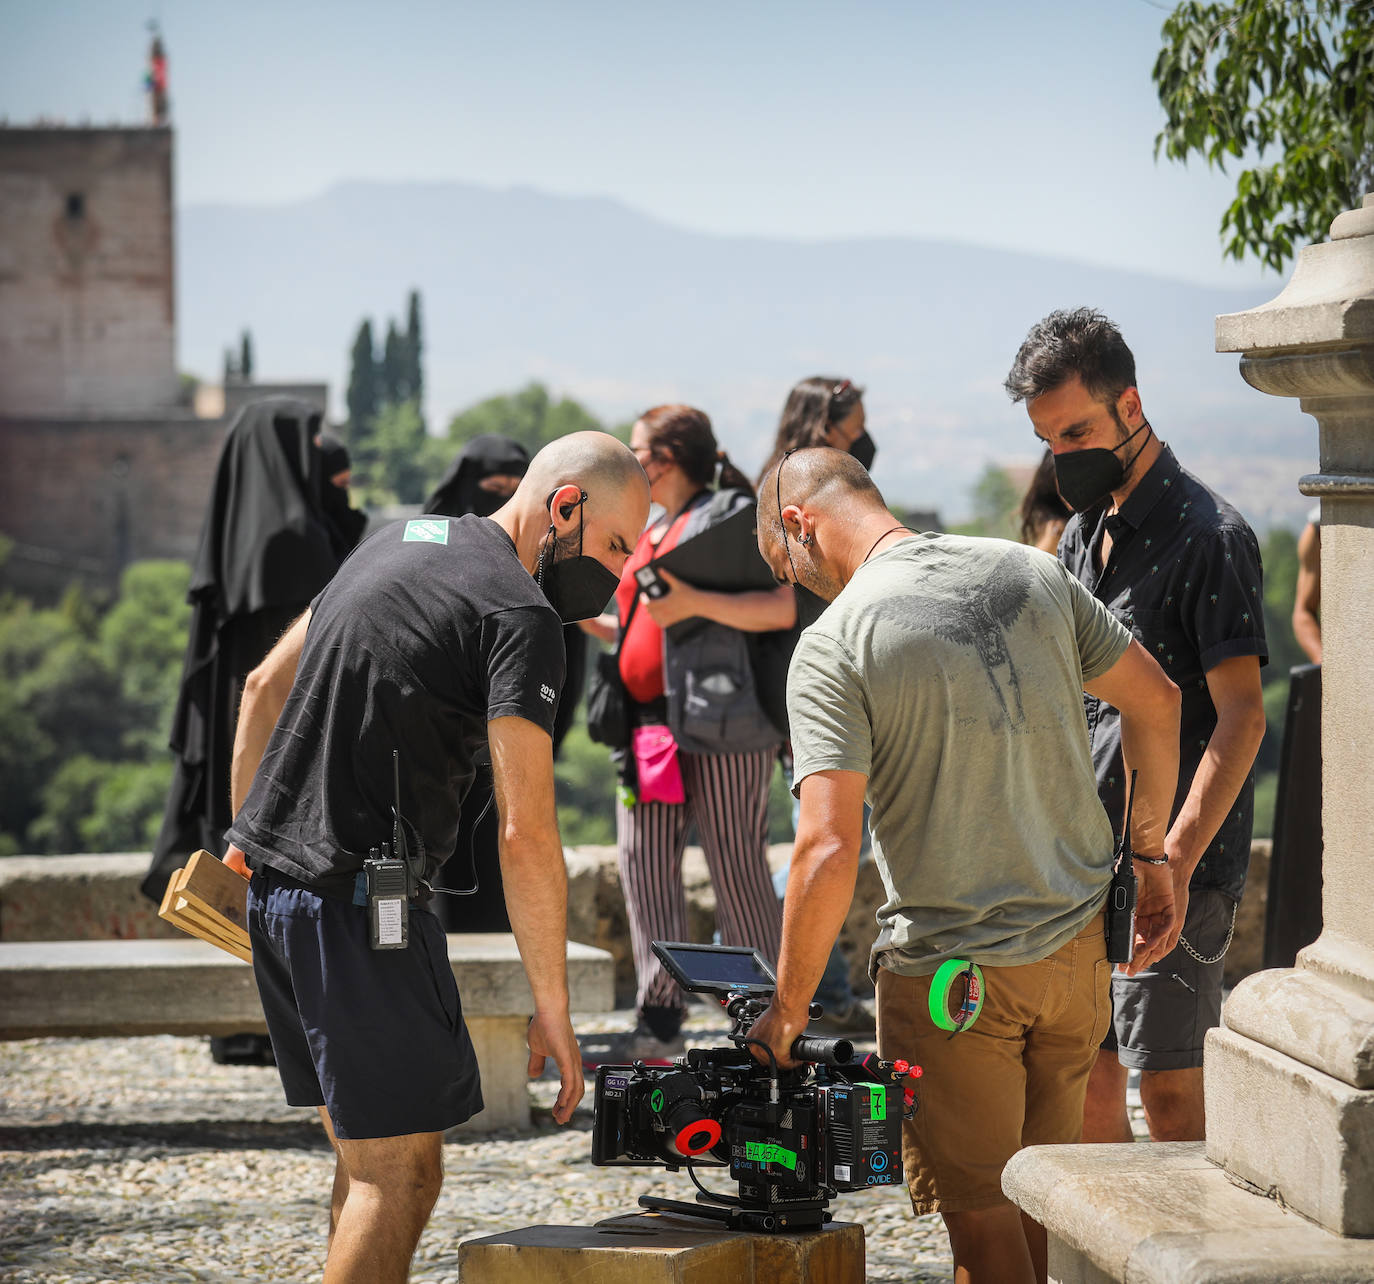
[876,909,1110,1214]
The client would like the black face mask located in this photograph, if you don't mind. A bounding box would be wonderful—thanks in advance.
[848,430,877,471]
[468,486,506,519]
[1053,421,1150,512]
[535,491,621,624]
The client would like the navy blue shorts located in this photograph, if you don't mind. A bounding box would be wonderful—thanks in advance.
[246,864,483,1139]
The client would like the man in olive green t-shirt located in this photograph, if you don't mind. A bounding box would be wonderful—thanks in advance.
[749,448,1181,1284]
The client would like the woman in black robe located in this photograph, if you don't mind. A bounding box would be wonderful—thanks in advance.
[423,435,589,931]
[141,399,360,904]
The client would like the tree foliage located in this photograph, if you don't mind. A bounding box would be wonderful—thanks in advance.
[405,289,424,410]
[1154,0,1374,271]
[345,291,428,504]
[0,561,189,854]
[442,381,610,459]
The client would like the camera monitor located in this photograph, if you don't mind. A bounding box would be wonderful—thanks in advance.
[651,941,777,997]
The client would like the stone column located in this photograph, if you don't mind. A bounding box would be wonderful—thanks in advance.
[1208,193,1374,1236]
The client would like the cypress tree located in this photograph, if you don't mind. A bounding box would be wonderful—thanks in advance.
[346,319,378,442]
[239,330,254,381]
[405,289,423,412]
[382,320,407,405]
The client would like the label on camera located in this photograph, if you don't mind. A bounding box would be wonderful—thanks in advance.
[834,1164,851,1183]
[744,1141,797,1171]
[375,897,405,945]
[870,1086,887,1121]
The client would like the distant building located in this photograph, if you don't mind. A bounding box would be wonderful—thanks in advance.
[0,122,328,599]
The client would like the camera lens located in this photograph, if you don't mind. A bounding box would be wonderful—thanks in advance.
[665,1102,722,1157]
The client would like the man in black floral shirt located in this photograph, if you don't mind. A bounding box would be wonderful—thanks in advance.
[1006,307,1267,1143]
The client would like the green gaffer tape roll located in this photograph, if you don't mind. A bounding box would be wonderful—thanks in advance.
[928,958,985,1032]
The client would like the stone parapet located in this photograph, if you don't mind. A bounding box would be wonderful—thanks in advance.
[0,840,1277,1008]
[1002,1142,1374,1284]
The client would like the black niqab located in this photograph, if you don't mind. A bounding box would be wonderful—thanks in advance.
[141,399,350,902]
[189,399,344,616]
[424,434,531,518]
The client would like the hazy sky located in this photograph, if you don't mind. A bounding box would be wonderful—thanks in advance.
[2,0,1280,290]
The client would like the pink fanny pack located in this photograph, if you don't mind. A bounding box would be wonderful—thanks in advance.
[631,724,685,805]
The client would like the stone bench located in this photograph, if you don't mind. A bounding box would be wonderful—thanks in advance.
[0,933,613,1132]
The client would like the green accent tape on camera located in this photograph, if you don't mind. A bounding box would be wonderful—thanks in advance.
[928,958,985,1032]
[745,1141,798,1170]
[650,1089,665,1114]
[870,1085,887,1121]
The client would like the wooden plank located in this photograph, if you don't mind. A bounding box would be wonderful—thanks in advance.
[159,897,253,962]
[156,854,253,963]
[157,863,191,920]
[173,896,252,962]
[180,849,250,931]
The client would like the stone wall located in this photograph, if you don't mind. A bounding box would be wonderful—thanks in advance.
[0,128,178,417]
[0,414,225,596]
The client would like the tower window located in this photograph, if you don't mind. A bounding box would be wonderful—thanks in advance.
[65,192,85,219]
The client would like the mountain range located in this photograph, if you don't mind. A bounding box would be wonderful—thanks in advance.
[177,180,1316,531]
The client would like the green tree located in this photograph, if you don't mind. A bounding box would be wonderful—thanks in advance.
[405,288,424,417]
[99,561,191,754]
[360,399,436,506]
[0,561,193,855]
[346,319,379,444]
[382,320,409,406]
[951,464,1021,539]
[1153,0,1374,271]
[239,329,254,381]
[442,381,606,459]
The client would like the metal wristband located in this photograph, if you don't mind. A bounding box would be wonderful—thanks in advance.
[1131,853,1169,866]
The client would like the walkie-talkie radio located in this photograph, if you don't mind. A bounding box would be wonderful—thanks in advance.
[365,750,414,950]
[1105,769,1139,965]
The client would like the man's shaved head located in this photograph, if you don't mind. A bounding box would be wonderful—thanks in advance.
[522,431,648,515]
[758,446,884,554]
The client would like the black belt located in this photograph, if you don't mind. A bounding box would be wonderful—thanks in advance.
[252,861,432,909]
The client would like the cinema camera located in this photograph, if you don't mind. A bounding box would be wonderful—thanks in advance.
[591,941,921,1232]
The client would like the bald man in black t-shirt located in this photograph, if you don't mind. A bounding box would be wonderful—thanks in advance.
[225,432,647,1282]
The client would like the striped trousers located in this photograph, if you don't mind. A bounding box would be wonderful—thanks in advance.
[616,747,783,1020]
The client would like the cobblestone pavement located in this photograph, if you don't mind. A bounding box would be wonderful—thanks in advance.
[0,1005,1152,1282]
[0,1006,957,1283]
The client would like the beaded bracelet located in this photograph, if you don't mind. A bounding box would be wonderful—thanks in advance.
[1131,853,1169,866]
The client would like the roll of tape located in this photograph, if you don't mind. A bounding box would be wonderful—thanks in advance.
[928,958,985,1033]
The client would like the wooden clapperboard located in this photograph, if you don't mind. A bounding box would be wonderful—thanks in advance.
[157,849,252,962]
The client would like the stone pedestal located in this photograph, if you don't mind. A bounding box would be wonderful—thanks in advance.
[1003,194,1374,1278]
[1205,192,1374,1237]
[457,1211,864,1283]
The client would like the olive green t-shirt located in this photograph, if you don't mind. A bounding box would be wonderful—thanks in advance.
[787,534,1131,976]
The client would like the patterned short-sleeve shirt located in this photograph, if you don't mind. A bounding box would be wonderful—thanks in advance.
[1058,444,1267,900]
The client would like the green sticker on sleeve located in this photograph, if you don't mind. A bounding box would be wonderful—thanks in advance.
[403,519,449,544]
[870,1085,887,1120]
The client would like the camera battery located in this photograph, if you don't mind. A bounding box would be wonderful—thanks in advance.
[365,856,410,950]
[820,1083,902,1190]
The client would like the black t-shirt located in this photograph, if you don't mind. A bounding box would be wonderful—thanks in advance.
[227,515,565,895]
